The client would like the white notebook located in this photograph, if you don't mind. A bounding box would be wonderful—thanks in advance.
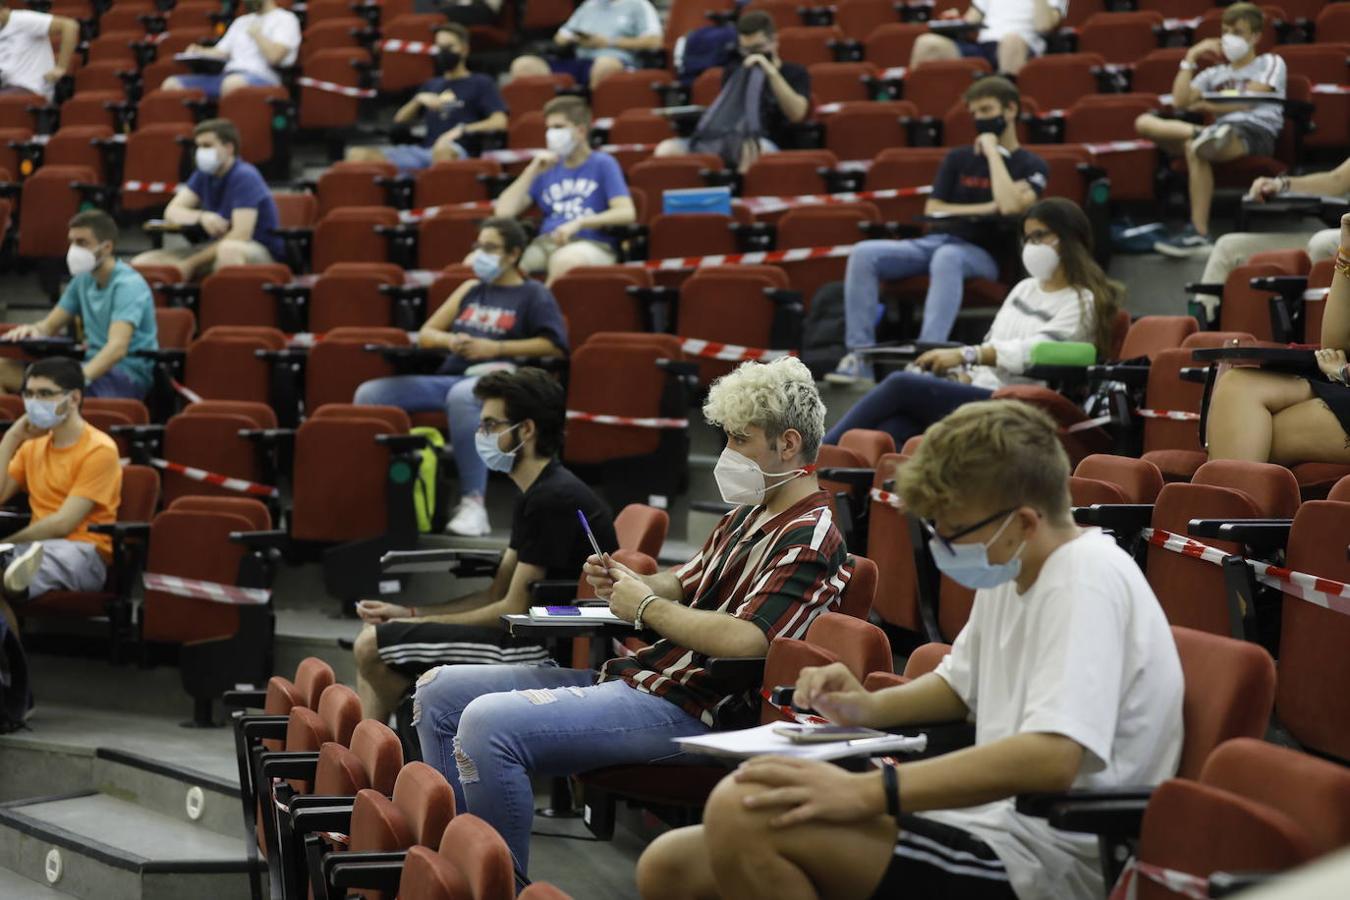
[675,723,928,761]
[527,606,625,624]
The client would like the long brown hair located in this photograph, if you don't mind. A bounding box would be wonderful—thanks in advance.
[1023,197,1123,361]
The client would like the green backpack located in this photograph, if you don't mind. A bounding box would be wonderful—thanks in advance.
[410,426,448,533]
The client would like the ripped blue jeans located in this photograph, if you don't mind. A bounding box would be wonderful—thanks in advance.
[412,664,710,872]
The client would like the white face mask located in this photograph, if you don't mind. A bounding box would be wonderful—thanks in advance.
[195,146,221,174]
[66,243,98,276]
[545,126,576,159]
[1021,242,1060,284]
[1221,33,1250,62]
[713,447,810,506]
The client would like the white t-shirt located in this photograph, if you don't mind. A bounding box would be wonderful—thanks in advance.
[214,8,301,81]
[969,277,1096,391]
[971,0,1069,57]
[0,10,56,99]
[921,529,1183,900]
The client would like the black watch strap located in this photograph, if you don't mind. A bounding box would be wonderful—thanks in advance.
[882,762,901,819]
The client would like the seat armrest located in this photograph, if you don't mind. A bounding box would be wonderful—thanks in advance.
[1046,797,1150,837]
[327,854,409,892]
[1084,364,1150,388]
[1184,281,1224,297]
[229,529,289,550]
[238,427,296,446]
[0,510,32,535]
[241,717,290,741]
[529,580,579,603]
[1187,519,1292,550]
[221,688,267,709]
[764,287,804,308]
[374,433,429,452]
[87,522,152,539]
[815,467,874,493]
[290,804,355,837]
[704,657,766,683]
[380,548,502,575]
[131,348,187,364]
[288,795,357,816]
[260,751,321,780]
[1072,504,1154,533]
[1016,786,1155,819]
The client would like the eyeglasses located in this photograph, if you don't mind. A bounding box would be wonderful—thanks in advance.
[1022,229,1057,246]
[472,242,505,253]
[922,507,1017,554]
[476,417,517,436]
[20,388,66,401]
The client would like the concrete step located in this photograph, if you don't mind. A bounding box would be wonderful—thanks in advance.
[0,792,257,900]
[0,865,82,899]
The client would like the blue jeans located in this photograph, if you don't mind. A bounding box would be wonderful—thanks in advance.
[86,366,148,399]
[352,374,485,496]
[174,71,277,100]
[844,234,999,347]
[823,370,993,447]
[413,665,710,872]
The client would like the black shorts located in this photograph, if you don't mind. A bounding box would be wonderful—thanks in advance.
[959,40,1001,70]
[870,815,1016,900]
[375,621,551,676]
[1309,378,1350,444]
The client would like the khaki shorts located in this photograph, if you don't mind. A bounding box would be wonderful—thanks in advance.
[164,240,275,267]
[520,235,616,275]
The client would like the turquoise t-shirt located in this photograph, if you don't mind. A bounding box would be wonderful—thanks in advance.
[57,260,158,389]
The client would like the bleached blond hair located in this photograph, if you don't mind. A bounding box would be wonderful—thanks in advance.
[702,357,826,462]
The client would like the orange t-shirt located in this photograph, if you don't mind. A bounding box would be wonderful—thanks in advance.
[8,423,122,561]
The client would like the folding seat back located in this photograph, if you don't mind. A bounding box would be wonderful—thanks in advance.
[776,25,843,67]
[1070,475,1128,506]
[1073,454,1163,505]
[1129,48,1187,96]
[164,1,220,36]
[590,69,668,119]
[313,206,400,272]
[690,67,723,106]
[122,123,194,213]
[0,94,41,131]
[87,30,141,65]
[837,428,894,466]
[1138,348,1207,481]
[840,1,908,45]
[417,207,484,270]
[18,165,99,259]
[137,89,205,129]
[762,635,837,722]
[507,110,546,150]
[294,657,338,710]
[300,48,372,130]
[806,609,892,674]
[943,97,1037,148]
[316,160,398,217]
[741,149,836,198]
[219,85,290,166]
[1217,259,1289,341]
[306,327,410,412]
[1062,93,1159,201]
[1117,315,1198,361]
[413,158,500,209]
[437,814,513,900]
[1078,11,1163,65]
[628,155,723,203]
[865,452,920,631]
[1275,44,1350,150]
[647,213,738,262]
[198,263,294,331]
[45,125,114,182]
[808,62,879,106]
[1016,53,1105,113]
[863,147,949,222]
[550,269,649,347]
[400,845,471,899]
[563,333,682,465]
[395,761,458,848]
[275,191,319,231]
[903,58,992,119]
[1318,4,1350,42]
[1275,499,1350,761]
[427,264,476,312]
[380,14,446,93]
[1193,459,1300,520]
[613,503,669,558]
[300,16,366,62]
[156,306,197,348]
[609,108,677,150]
[61,91,124,130]
[500,74,574,115]
[309,262,405,332]
[1171,627,1276,779]
[161,400,276,504]
[184,326,287,404]
[837,554,877,620]
[775,202,878,303]
[0,126,28,177]
[825,100,915,161]
[676,266,785,385]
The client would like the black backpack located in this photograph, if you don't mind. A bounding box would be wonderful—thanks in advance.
[689,64,767,169]
[0,614,31,733]
[800,280,848,380]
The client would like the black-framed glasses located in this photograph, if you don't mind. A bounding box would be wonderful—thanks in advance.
[922,507,1017,553]
[1022,229,1057,246]
[476,417,516,436]
[472,242,505,253]
[20,388,66,401]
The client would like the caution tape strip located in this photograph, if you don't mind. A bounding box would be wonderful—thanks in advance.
[1305,287,1330,301]
[869,487,903,509]
[1136,408,1200,422]
[566,410,688,429]
[736,185,931,215]
[481,143,657,165]
[171,378,203,405]
[146,457,280,498]
[1109,858,1210,900]
[1313,83,1350,95]
[122,180,180,194]
[759,688,830,725]
[143,571,271,606]
[626,243,853,273]
[399,200,494,223]
[678,339,794,362]
[297,77,376,98]
[380,39,440,55]
[1082,139,1156,156]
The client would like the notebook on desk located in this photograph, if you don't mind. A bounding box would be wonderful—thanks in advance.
[674,723,928,761]
[526,606,626,624]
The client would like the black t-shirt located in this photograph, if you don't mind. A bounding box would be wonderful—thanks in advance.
[509,459,618,580]
[930,145,1049,247]
[417,73,508,148]
[721,58,812,149]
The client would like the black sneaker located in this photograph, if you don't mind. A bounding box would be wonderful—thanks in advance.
[1154,226,1214,259]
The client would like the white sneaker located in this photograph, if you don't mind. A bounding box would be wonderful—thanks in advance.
[824,352,874,385]
[4,543,43,597]
[1191,123,1233,161]
[446,498,490,537]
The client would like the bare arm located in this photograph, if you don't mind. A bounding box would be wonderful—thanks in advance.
[6,305,75,341]
[49,15,79,76]
[1322,216,1350,352]
[416,281,472,349]
[464,111,509,134]
[7,494,95,543]
[764,64,809,123]
[638,596,770,658]
[392,94,430,125]
[226,206,259,242]
[1031,0,1062,33]
[573,195,635,230]
[416,554,548,626]
[1291,158,1350,196]
[608,33,661,51]
[924,198,1000,216]
[495,336,565,358]
[163,188,204,227]
[984,149,1037,216]
[250,27,294,67]
[82,320,134,383]
[493,156,549,219]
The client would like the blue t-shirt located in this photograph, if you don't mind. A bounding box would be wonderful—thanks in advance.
[184,160,284,260]
[57,261,159,389]
[417,73,508,148]
[438,280,570,376]
[528,151,630,247]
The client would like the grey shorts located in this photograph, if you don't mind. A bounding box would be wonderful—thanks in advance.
[1221,117,1278,158]
[519,235,617,274]
[163,240,275,266]
[8,540,107,598]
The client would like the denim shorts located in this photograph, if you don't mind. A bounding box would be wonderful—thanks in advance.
[174,71,277,100]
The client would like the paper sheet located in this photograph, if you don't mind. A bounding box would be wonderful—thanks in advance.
[675,723,928,761]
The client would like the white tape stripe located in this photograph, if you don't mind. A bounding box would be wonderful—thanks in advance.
[297,76,376,98]
[627,244,853,273]
[380,39,439,55]
[482,143,657,165]
[146,458,280,498]
[1064,413,1113,434]
[143,572,271,606]
[123,180,180,194]
[1305,287,1329,301]
[736,185,931,215]
[565,410,688,429]
[869,487,902,509]
[1136,408,1200,422]
[678,339,794,362]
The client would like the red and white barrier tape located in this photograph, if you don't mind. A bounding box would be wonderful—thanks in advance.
[1143,528,1350,617]
[1136,408,1200,422]
[380,39,440,55]
[678,339,794,362]
[143,571,271,606]
[736,185,931,215]
[145,457,280,498]
[123,180,180,194]
[759,688,830,725]
[171,378,203,405]
[1313,83,1350,95]
[627,243,853,273]
[297,77,376,98]
[481,143,657,165]
[399,200,493,222]
[566,410,688,429]
[1109,858,1209,900]
[1083,139,1156,156]
[869,487,903,509]
[879,66,907,81]
[1305,287,1330,301]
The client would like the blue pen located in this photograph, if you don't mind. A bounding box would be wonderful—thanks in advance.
[576,508,607,562]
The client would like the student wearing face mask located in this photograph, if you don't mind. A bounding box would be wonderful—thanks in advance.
[163,0,300,99]
[0,358,122,637]
[823,198,1120,448]
[345,24,508,173]
[412,356,851,875]
[350,367,614,724]
[639,400,1182,900]
[493,97,636,284]
[0,212,158,400]
[353,219,568,537]
[830,76,1048,384]
[1135,2,1286,257]
[131,119,284,280]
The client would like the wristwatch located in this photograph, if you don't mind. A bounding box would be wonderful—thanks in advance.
[961,345,980,367]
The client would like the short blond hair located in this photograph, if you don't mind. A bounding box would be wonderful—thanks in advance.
[897,400,1071,524]
[702,357,826,462]
[1222,2,1263,33]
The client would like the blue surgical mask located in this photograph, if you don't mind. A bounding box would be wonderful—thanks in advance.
[470,249,503,283]
[928,512,1026,590]
[24,395,69,430]
[474,423,521,473]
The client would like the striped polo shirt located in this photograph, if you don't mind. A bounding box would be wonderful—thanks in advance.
[599,491,852,726]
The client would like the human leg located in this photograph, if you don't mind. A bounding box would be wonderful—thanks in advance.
[414,669,708,870]
[430,133,467,164]
[918,238,998,342]
[8,541,106,597]
[1198,232,1310,285]
[545,240,616,285]
[212,239,273,270]
[167,74,224,99]
[654,137,691,158]
[519,236,557,276]
[353,374,459,410]
[443,375,486,498]
[1268,397,1350,466]
[1206,367,1315,461]
[588,55,625,89]
[85,368,148,399]
[345,145,390,164]
[843,237,941,351]
[1133,113,1196,156]
[382,144,435,174]
[354,624,409,723]
[909,33,959,67]
[508,55,551,80]
[823,372,992,446]
[1308,228,1339,263]
[637,826,719,900]
[995,33,1030,74]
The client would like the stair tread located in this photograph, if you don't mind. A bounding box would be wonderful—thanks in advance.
[6,794,246,864]
[0,865,80,899]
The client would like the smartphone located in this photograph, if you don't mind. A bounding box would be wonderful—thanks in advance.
[544,606,582,616]
[576,508,608,563]
[773,724,885,744]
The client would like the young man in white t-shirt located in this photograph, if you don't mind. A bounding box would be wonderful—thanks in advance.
[910,0,1067,75]
[164,0,300,99]
[637,399,1184,900]
[1135,2,1286,258]
[0,2,79,100]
